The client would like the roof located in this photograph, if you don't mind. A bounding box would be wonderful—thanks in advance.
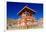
[17,6,36,15]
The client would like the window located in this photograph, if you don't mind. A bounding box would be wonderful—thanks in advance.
[24,11,30,16]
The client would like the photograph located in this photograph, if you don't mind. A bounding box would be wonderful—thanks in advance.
[7,2,43,30]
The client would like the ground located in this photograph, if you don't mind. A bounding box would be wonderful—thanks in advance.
[7,18,43,30]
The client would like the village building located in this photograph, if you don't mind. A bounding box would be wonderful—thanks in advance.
[16,6,37,28]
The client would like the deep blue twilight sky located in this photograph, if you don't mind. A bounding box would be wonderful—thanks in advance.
[7,2,43,20]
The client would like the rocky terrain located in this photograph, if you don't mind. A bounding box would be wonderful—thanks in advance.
[7,18,43,30]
